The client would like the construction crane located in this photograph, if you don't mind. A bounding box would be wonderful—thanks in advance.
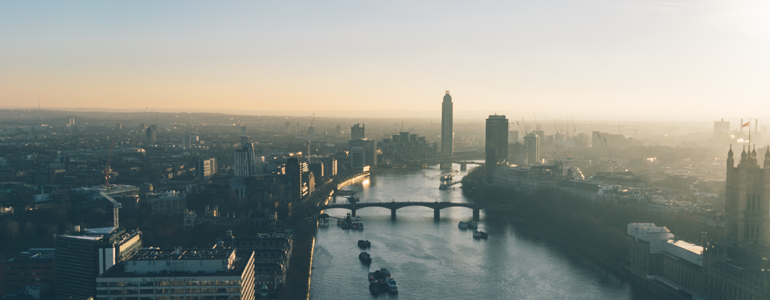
[571,116,577,137]
[100,191,122,228]
[306,113,315,160]
[104,140,114,187]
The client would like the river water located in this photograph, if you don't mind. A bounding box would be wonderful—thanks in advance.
[309,164,659,300]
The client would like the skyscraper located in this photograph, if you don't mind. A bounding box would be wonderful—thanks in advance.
[485,115,508,180]
[351,124,365,140]
[182,132,191,149]
[441,91,453,157]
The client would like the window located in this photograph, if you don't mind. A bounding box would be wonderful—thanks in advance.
[185,281,199,286]
[170,281,184,286]
[140,289,153,294]
[201,288,216,293]
[155,289,169,294]
[186,288,199,293]
[156,281,169,286]
[186,297,200,300]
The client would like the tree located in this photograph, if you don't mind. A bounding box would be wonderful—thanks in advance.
[23,222,36,237]
[1,219,20,240]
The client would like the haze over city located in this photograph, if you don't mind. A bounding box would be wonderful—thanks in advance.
[3,1,770,120]
[3,2,770,300]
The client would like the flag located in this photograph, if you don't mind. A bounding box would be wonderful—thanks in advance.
[742,121,751,128]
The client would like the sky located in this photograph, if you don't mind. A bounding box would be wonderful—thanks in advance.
[1,0,770,121]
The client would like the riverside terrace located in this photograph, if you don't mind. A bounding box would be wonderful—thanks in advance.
[317,201,512,221]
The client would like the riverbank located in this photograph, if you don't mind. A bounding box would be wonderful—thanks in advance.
[280,172,370,300]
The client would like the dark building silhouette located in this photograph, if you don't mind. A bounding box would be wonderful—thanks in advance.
[145,125,157,143]
[351,124,365,140]
[524,132,540,165]
[285,157,302,202]
[55,227,141,299]
[441,91,453,157]
[485,115,508,179]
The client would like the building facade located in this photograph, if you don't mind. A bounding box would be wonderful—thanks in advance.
[96,248,255,300]
[350,124,365,140]
[485,115,509,180]
[441,91,453,157]
[147,190,187,215]
[725,146,770,247]
[55,227,142,299]
[524,133,540,165]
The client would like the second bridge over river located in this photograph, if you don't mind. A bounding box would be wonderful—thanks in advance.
[318,201,501,220]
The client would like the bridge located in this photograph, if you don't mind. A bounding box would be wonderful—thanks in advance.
[317,201,508,221]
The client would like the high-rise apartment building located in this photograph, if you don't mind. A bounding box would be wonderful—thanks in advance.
[351,124,365,140]
[725,146,770,247]
[145,125,157,144]
[182,132,191,149]
[441,91,453,157]
[485,115,509,180]
[195,158,217,180]
[524,133,540,165]
[285,122,291,134]
[285,157,302,202]
[55,227,142,298]
[335,124,342,138]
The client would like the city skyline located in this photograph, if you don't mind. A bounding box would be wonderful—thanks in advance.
[3,1,770,120]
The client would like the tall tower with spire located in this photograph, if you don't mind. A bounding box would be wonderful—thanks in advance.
[441,91,453,157]
[724,144,770,248]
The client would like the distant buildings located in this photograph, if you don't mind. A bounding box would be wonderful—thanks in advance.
[147,190,187,215]
[181,132,191,149]
[485,115,508,180]
[378,132,436,164]
[145,125,157,144]
[96,248,255,300]
[350,124,365,140]
[348,139,376,169]
[335,124,342,138]
[55,227,142,299]
[524,132,540,165]
[234,142,261,177]
[713,118,730,139]
[195,157,217,180]
[441,91,453,157]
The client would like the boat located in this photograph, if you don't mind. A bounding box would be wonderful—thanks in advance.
[355,216,361,221]
[458,221,468,229]
[386,278,398,293]
[358,240,371,248]
[358,222,364,230]
[337,220,344,226]
[368,272,376,283]
[369,282,380,295]
[473,230,488,239]
[380,268,391,277]
[439,185,448,190]
[352,223,359,229]
[467,221,478,229]
[359,252,372,263]
[260,284,269,297]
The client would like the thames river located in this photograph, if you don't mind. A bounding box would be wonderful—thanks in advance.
[308,164,659,300]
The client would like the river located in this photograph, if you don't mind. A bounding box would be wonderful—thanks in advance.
[308,164,660,300]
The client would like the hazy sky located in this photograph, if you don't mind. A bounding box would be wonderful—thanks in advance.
[1,1,769,120]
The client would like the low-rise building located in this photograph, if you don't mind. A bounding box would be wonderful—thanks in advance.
[147,190,187,215]
[0,249,55,296]
[96,248,255,300]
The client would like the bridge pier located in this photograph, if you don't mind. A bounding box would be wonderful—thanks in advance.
[351,209,356,217]
[472,209,480,221]
[391,209,397,220]
[434,209,440,221]
[440,163,451,169]
[460,163,467,171]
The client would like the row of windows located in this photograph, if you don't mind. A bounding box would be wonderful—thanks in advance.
[98,281,240,287]
[97,288,237,295]
[96,296,239,300]
[4,266,52,270]
[5,272,52,276]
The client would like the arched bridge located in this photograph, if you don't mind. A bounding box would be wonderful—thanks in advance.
[318,201,505,220]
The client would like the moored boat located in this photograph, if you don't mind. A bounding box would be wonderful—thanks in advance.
[458,221,468,229]
[337,220,344,226]
[358,240,371,248]
[473,230,488,239]
[369,282,380,295]
[380,268,391,277]
[358,222,364,230]
[467,221,478,229]
[387,278,398,293]
[359,252,372,263]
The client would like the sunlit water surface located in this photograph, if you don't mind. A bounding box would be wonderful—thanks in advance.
[309,165,658,300]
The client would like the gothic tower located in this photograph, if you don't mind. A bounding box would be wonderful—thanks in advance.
[724,145,770,248]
